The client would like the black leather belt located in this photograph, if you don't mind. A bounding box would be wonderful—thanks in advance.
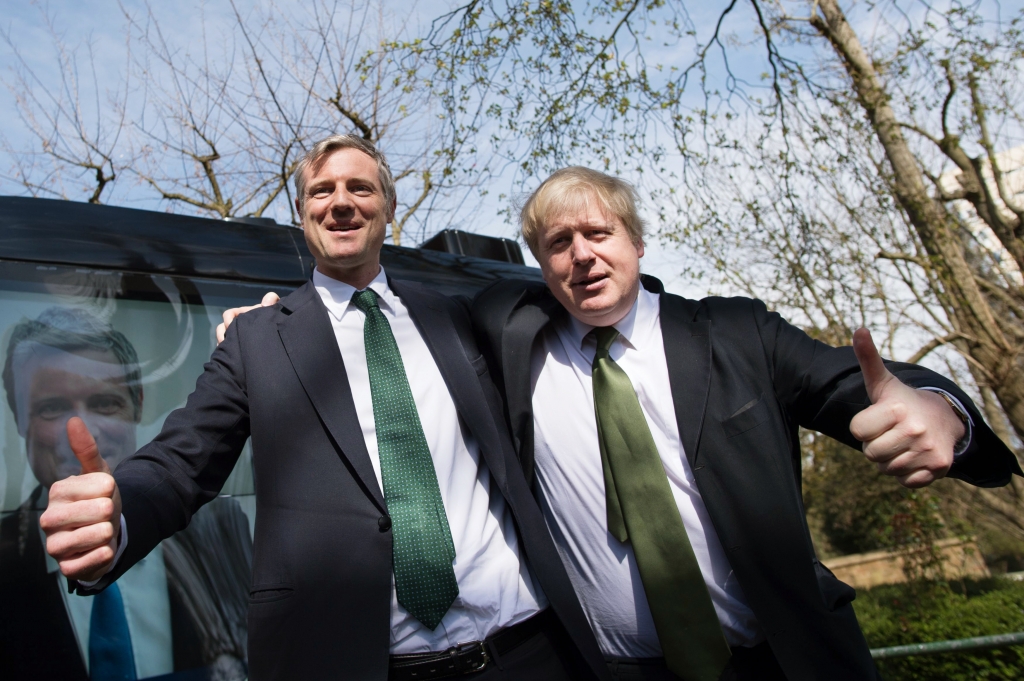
[388,609,552,681]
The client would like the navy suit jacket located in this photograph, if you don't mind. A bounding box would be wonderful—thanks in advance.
[80,279,608,681]
[470,275,1022,681]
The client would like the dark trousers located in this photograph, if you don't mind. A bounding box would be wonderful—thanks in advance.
[471,621,583,680]
[605,642,787,681]
[389,612,590,681]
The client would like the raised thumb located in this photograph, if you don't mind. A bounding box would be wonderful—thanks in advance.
[67,416,110,475]
[852,328,892,403]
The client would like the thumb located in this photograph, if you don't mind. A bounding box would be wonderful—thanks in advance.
[67,416,110,475]
[261,291,280,306]
[852,328,893,403]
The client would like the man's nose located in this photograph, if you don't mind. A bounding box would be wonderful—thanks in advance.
[570,233,594,264]
[329,187,356,212]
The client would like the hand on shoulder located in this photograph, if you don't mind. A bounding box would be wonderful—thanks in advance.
[216,291,280,343]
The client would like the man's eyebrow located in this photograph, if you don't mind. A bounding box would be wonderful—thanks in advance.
[306,179,332,192]
[347,176,379,187]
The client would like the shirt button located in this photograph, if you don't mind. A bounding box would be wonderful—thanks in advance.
[378,516,392,532]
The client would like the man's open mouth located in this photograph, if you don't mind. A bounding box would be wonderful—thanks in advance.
[571,274,607,289]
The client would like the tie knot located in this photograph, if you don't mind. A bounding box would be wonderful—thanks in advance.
[593,326,620,357]
[352,288,379,313]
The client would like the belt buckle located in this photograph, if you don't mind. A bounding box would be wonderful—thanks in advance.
[456,641,489,673]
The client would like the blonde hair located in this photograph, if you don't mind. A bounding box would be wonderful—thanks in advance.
[294,134,396,219]
[519,166,646,255]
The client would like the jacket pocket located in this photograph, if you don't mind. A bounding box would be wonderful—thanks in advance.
[814,560,856,611]
[720,393,770,438]
[249,583,295,618]
[469,353,489,376]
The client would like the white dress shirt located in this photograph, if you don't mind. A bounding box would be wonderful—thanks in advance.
[314,267,545,654]
[531,287,765,657]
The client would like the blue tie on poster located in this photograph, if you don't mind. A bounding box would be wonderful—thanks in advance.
[89,582,137,680]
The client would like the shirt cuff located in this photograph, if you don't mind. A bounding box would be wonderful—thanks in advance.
[917,387,973,458]
[77,514,128,588]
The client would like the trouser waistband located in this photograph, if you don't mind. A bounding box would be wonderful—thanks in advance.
[388,609,554,681]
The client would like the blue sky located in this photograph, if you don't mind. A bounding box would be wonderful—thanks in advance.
[1,1,764,295]
[8,1,1008,298]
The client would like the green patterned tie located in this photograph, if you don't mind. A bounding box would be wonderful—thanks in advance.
[352,289,458,630]
[591,326,731,681]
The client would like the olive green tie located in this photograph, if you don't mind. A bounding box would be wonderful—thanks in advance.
[591,326,731,681]
[353,289,458,630]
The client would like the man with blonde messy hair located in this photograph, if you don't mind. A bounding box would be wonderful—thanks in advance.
[519,166,646,256]
[211,164,1019,681]
[471,165,1019,681]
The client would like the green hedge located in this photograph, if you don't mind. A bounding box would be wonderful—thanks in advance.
[855,578,1024,680]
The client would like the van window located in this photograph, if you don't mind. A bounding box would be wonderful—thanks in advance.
[0,260,283,680]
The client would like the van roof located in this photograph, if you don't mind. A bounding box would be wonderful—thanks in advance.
[0,197,541,295]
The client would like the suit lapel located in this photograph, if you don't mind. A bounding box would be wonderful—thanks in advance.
[276,282,387,512]
[501,292,561,484]
[659,293,713,468]
[393,280,510,490]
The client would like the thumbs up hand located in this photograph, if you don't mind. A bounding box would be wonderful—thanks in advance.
[849,329,966,488]
[39,417,123,582]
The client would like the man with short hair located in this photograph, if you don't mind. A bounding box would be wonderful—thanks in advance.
[40,136,609,680]
[212,164,1022,679]
[469,166,1021,681]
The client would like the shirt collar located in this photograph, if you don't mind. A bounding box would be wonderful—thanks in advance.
[313,265,394,321]
[563,280,660,352]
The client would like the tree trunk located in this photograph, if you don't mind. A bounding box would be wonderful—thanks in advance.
[809,0,1024,442]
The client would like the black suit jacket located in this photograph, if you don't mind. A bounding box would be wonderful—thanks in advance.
[80,279,608,681]
[0,493,90,679]
[470,276,1022,681]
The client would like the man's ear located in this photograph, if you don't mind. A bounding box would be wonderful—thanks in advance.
[388,197,397,223]
[636,238,645,259]
[295,197,302,223]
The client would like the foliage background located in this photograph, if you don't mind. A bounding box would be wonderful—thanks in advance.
[856,578,1024,680]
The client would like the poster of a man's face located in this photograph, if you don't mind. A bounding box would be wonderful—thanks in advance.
[0,272,258,680]
[3,307,143,488]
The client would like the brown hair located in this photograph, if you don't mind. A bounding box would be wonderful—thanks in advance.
[294,135,396,220]
[3,307,143,425]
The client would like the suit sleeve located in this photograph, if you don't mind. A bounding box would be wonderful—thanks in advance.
[78,316,252,594]
[749,299,1021,488]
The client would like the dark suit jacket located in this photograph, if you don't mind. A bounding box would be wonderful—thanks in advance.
[79,279,608,681]
[470,275,1022,681]
[0,492,89,679]
[0,488,238,679]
